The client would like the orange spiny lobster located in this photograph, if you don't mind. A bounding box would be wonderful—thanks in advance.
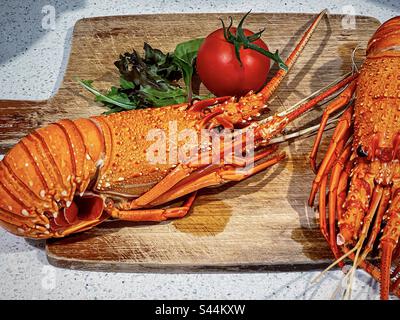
[0,11,336,239]
[308,16,400,299]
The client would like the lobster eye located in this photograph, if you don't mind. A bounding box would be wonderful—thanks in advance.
[357,145,368,157]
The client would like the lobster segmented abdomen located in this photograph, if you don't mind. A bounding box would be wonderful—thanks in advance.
[0,117,104,238]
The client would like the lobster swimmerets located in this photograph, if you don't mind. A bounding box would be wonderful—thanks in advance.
[308,16,400,299]
[0,11,339,240]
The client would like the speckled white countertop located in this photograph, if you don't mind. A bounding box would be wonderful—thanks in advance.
[0,0,399,300]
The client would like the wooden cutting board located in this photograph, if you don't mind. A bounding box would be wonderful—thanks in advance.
[0,13,380,271]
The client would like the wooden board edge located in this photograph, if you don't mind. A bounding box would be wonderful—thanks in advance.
[72,12,381,24]
[46,246,333,273]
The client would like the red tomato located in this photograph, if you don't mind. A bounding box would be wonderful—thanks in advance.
[196,27,271,97]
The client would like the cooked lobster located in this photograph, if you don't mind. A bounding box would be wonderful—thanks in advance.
[0,11,336,239]
[309,16,400,299]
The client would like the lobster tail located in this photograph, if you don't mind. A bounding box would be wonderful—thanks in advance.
[0,118,105,238]
[367,16,400,56]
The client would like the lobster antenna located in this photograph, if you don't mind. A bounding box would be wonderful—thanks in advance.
[343,246,362,299]
[311,245,358,284]
[351,45,366,74]
[343,232,372,299]
[231,74,349,142]
[274,72,351,120]
[259,9,328,102]
[330,267,351,299]
[343,225,377,299]
[313,210,380,288]
[268,110,343,144]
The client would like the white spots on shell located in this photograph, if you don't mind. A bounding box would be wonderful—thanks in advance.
[105,182,111,188]
[66,201,72,208]
[21,209,29,217]
[45,224,50,229]
[17,228,25,234]
[86,153,91,161]
[67,175,71,182]
[25,163,29,167]
[61,190,68,197]
[39,190,46,198]
[53,211,58,218]
[8,205,12,211]
[118,177,124,181]
[29,181,33,187]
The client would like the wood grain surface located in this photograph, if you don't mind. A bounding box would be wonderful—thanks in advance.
[0,13,381,271]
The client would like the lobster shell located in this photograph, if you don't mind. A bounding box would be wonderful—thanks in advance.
[309,16,400,299]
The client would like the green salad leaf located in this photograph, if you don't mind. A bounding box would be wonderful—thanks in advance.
[172,38,204,101]
[80,39,208,114]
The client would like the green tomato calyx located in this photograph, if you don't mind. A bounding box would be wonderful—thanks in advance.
[219,10,288,71]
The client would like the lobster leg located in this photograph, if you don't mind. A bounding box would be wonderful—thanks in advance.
[327,143,352,264]
[380,185,400,300]
[317,145,351,245]
[128,143,270,209]
[309,104,354,206]
[309,81,357,173]
[336,160,353,236]
[337,160,377,245]
[321,182,384,297]
[148,151,286,206]
[109,192,197,222]
[359,187,391,262]
[130,164,196,208]
[318,175,329,242]
[130,119,280,209]
[347,185,383,283]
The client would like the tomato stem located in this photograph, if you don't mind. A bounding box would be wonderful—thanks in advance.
[220,10,288,71]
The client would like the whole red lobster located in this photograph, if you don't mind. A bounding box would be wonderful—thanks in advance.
[309,16,400,299]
